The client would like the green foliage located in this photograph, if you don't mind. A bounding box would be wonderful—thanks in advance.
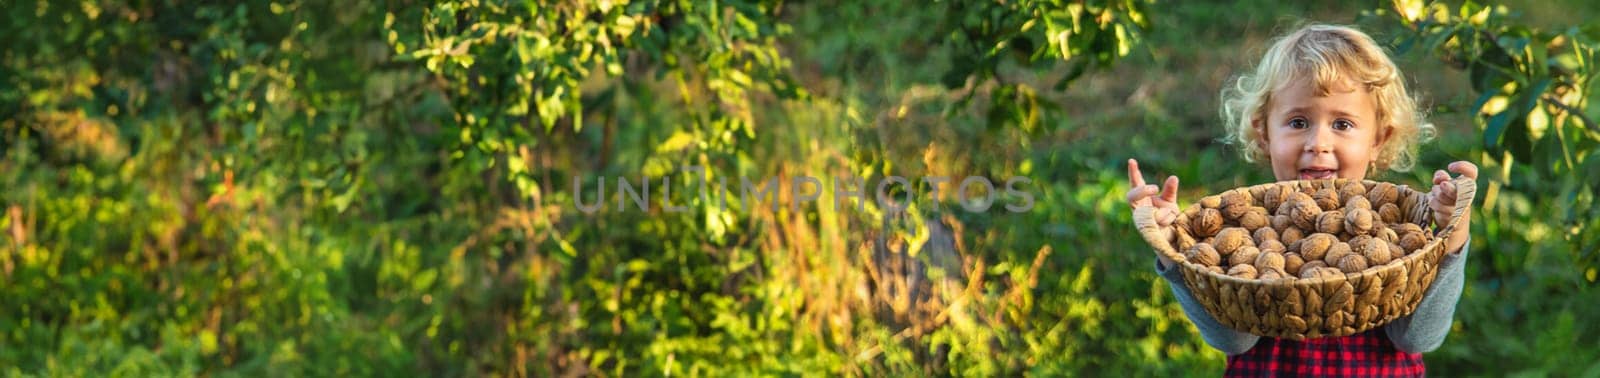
[1363,1,1600,374]
[1384,0,1600,254]
[1,0,1597,376]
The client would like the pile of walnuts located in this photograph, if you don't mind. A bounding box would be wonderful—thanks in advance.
[1176,181,1435,281]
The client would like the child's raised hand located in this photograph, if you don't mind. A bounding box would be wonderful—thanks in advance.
[1428,161,1478,254]
[1126,159,1181,228]
[1127,159,1181,267]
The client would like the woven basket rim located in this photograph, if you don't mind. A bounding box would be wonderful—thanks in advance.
[1135,177,1476,338]
[1136,177,1476,290]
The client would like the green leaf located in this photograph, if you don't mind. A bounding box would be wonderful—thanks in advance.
[656,130,696,153]
[412,269,437,292]
[1484,79,1549,151]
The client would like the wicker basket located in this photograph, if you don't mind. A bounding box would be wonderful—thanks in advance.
[1134,177,1475,340]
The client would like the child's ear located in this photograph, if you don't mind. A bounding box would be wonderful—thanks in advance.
[1253,118,1270,160]
[1370,125,1395,171]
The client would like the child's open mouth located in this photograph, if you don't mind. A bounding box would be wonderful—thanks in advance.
[1299,169,1336,180]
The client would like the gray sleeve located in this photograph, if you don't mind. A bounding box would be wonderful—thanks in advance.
[1383,240,1470,353]
[1156,260,1261,355]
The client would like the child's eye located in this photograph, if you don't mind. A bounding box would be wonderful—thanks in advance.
[1333,120,1355,130]
[1288,118,1309,129]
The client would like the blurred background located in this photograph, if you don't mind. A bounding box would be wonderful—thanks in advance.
[3,0,1598,376]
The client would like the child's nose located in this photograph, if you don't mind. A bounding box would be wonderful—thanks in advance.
[1304,128,1334,154]
[1304,141,1333,154]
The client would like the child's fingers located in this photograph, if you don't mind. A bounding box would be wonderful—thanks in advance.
[1160,175,1180,203]
[1448,161,1479,179]
[1127,159,1146,188]
[1126,185,1158,207]
[1124,160,1182,227]
[1429,180,1456,203]
[1427,162,1472,210]
[1430,196,1453,222]
[1430,192,1452,209]
[1157,207,1177,226]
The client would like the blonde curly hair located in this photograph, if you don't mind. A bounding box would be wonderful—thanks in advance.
[1220,24,1434,173]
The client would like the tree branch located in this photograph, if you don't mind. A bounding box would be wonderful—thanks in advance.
[1541,94,1600,134]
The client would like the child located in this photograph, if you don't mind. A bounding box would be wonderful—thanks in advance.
[1125,24,1477,376]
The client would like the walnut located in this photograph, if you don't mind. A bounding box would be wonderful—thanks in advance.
[1300,260,1329,273]
[1286,193,1323,230]
[1221,189,1254,209]
[1259,239,1286,255]
[1375,226,1399,244]
[1253,227,1280,245]
[1284,253,1306,275]
[1219,190,1252,219]
[1392,222,1425,236]
[1186,243,1222,266]
[1323,242,1354,265]
[1270,214,1292,231]
[1387,240,1406,263]
[1276,199,1296,220]
[1228,264,1259,279]
[1350,235,1391,265]
[1207,265,1226,275]
[1253,205,1272,218]
[1399,232,1429,255]
[1281,227,1305,245]
[1315,210,1345,234]
[1378,203,1403,224]
[1221,203,1252,221]
[1339,180,1368,199]
[1200,195,1222,209]
[1344,208,1377,236]
[1367,182,1400,206]
[1263,185,1295,211]
[1214,227,1254,255]
[1176,227,1198,250]
[1298,233,1336,261]
[1192,208,1224,237]
[1336,254,1370,273]
[1259,268,1286,281]
[1300,266,1343,280]
[1345,195,1372,211]
[1229,246,1262,267]
[1254,251,1286,271]
[1239,208,1270,230]
[1312,188,1341,211]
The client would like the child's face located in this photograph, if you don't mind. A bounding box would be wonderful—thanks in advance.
[1262,79,1385,182]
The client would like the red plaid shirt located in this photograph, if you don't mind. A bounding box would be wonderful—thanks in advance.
[1224,329,1425,377]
